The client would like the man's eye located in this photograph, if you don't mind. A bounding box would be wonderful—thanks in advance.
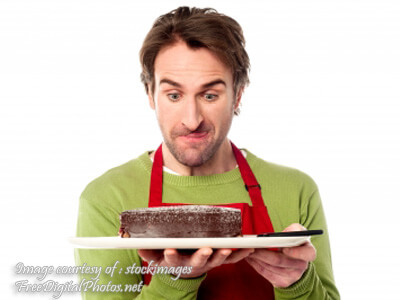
[204,94,217,101]
[167,93,181,101]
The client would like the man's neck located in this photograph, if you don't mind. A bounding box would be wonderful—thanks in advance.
[150,139,237,176]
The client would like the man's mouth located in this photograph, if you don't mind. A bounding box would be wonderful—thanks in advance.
[179,131,208,142]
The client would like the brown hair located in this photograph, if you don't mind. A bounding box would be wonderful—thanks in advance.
[140,6,250,99]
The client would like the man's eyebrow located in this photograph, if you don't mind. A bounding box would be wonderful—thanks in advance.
[158,79,226,89]
[159,78,181,87]
[202,79,226,88]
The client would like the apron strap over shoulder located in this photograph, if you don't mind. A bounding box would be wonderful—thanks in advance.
[148,145,163,207]
[231,142,263,208]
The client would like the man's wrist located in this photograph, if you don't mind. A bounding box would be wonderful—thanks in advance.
[274,262,315,296]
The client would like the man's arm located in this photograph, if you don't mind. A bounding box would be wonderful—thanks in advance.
[75,184,206,299]
[248,188,340,299]
[246,223,316,288]
[75,186,143,299]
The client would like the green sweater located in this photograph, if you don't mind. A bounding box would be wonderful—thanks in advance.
[75,150,340,299]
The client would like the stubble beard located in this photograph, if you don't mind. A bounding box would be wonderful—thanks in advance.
[162,123,228,168]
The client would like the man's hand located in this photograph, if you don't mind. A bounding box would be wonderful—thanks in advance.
[246,223,316,288]
[138,247,254,278]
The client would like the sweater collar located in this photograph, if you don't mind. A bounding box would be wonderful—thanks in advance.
[138,149,257,187]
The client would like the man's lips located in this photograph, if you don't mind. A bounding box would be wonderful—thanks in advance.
[179,131,208,141]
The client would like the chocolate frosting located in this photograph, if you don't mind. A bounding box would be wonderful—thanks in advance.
[119,205,241,238]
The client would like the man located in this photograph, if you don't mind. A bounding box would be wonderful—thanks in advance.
[76,6,339,299]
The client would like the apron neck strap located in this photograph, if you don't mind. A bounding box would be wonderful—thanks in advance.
[149,145,164,207]
[230,142,264,207]
[149,142,264,207]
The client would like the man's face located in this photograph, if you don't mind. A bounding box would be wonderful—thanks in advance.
[149,40,241,167]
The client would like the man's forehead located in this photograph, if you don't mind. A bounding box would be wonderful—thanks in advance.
[154,42,231,76]
[153,42,232,88]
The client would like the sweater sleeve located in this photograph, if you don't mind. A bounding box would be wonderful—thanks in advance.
[274,187,340,300]
[75,183,205,299]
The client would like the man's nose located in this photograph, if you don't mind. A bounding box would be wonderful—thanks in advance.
[181,97,204,131]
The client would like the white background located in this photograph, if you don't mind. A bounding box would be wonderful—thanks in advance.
[1,0,399,299]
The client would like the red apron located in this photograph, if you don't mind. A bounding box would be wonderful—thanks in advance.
[143,142,275,299]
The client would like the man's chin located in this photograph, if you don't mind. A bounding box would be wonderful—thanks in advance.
[175,149,207,167]
[165,138,219,167]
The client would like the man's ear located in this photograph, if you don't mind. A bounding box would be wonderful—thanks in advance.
[147,86,155,110]
[234,86,244,111]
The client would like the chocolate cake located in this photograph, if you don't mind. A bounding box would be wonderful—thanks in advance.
[119,205,242,238]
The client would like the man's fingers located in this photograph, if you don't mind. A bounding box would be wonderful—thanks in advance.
[189,247,213,268]
[280,223,316,261]
[246,257,285,284]
[224,248,254,264]
[282,241,316,261]
[207,248,232,267]
[249,249,308,270]
[163,248,181,265]
[282,223,306,232]
[137,249,164,262]
[246,257,302,288]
